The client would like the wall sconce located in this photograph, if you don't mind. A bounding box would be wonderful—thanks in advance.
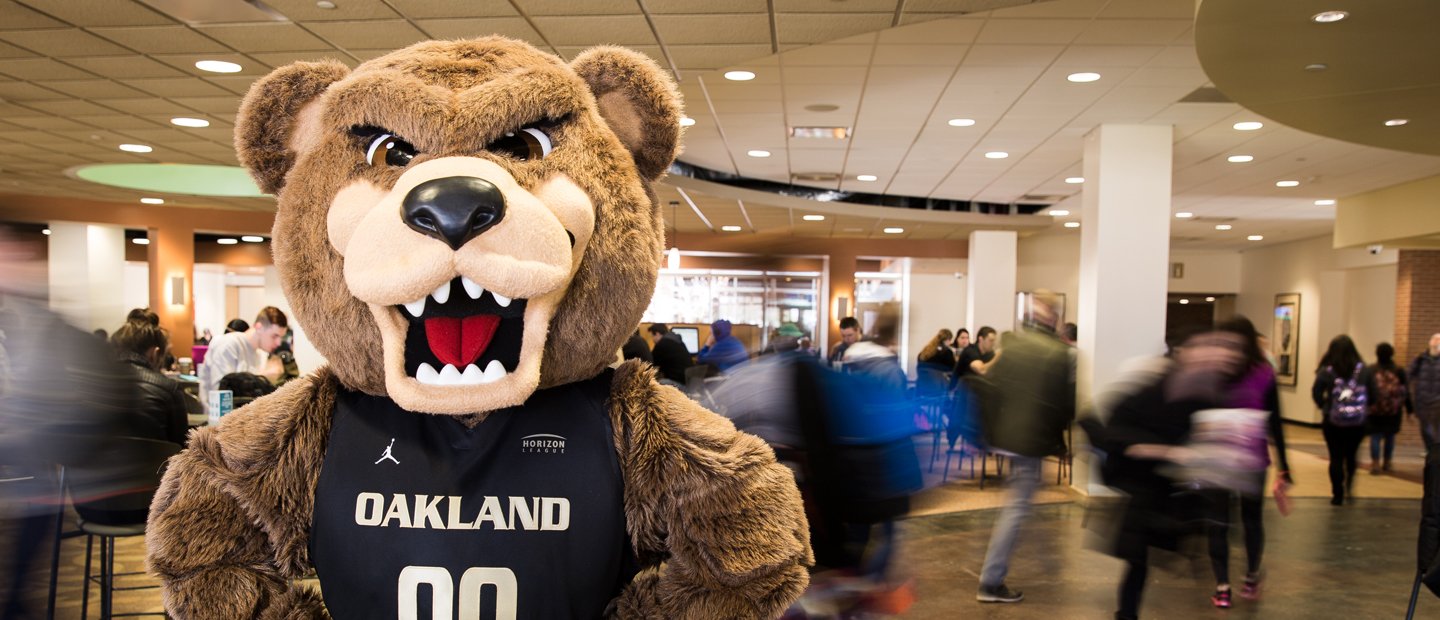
[168,275,185,306]
[836,295,850,319]
[666,247,680,271]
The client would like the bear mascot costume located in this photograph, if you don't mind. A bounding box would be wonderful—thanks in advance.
[146,37,812,619]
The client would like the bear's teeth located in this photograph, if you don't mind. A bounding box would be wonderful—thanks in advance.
[460,364,484,384]
[415,362,440,384]
[490,291,512,308]
[480,359,507,383]
[403,297,426,318]
[461,276,483,300]
[438,364,462,385]
[431,282,450,305]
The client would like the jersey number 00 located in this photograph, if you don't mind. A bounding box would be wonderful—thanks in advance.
[398,566,518,620]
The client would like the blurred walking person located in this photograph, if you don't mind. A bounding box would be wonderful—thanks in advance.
[1410,333,1440,449]
[974,292,1074,603]
[1204,317,1292,608]
[1366,342,1411,474]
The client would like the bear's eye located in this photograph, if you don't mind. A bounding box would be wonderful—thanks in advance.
[486,127,553,161]
[365,133,417,167]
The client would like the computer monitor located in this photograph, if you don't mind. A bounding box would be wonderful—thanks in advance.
[671,326,700,354]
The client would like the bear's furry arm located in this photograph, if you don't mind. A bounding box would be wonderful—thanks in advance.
[605,361,813,619]
[147,370,341,619]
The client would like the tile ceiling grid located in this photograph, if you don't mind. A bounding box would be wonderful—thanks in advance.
[936,18,1184,204]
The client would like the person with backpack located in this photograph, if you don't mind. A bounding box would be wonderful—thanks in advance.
[1365,343,1412,474]
[1410,333,1440,449]
[1313,335,1368,505]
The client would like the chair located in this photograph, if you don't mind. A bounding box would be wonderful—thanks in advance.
[66,436,181,619]
[913,366,950,472]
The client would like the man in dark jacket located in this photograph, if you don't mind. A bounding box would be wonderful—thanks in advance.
[111,319,190,446]
[1410,333,1440,447]
[1422,448,1440,597]
[621,329,652,364]
[647,323,692,386]
[975,293,1075,604]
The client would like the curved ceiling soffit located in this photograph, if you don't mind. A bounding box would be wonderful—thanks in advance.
[1195,0,1440,156]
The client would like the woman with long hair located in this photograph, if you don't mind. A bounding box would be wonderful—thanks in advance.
[951,328,971,351]
[917,328,955,369]
[1312,335,1367,505]
[1206,317,1292,607]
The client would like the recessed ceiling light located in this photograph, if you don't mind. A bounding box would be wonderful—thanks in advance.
[1048,209,1070,216]
[1176,212,1194,219]
[241,235,265,243]
[216,238,239,245]
[1233,121,1264,131]
[804,103,840,112]
[790,126,849,139]
[316,0,337,8]
[802,214,825,221]
[119,144,152,153]
[1315,199,1336,206]
[170,117,209,128]
[42,228,51,235]
[1067,72,1101,83]
[1065,177,1084,184]
[1205,296,1216,302]
[856,174,878,182]
[1215,224,1233,230]
[1248,235,1265,241]
[195,60,242,73]
[1311,10,1349,23]
[1304,63,1329,72]
[679,116,696,127]
[1276,180,1300,187]
[140,197,164,204]
[131,237,150,245]
[1179,299,1190,305]
[1385,119,1409,127]
[724,70,755,81]
[883,227,904,234]
[984,151,1009,159]
[947,118,976,127]
[1064,222,1080,228]
[721,225,742,232]
[1227,155,1254,163]
[746,149,771,158]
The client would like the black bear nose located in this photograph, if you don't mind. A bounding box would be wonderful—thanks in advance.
[400,176,506,250]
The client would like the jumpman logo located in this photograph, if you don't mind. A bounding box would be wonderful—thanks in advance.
[374,438,400,465]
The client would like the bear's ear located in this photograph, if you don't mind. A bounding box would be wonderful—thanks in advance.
[570,47,683,182]
[235,60,350,195]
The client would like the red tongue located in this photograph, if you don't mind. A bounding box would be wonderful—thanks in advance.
[424,315,501,367]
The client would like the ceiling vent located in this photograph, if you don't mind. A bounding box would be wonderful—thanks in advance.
[792,172,841,183]
[1178,86,1233,103]
[1020,194,1065,203]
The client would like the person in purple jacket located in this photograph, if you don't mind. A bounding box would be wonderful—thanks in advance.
[697,319,750,372]
[1205,317,1292,609]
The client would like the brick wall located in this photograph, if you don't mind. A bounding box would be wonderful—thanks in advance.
[1394,250,1440,448]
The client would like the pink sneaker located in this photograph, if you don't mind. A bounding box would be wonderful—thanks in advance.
[1211,587,1232,609]
[1240,576,1262,600]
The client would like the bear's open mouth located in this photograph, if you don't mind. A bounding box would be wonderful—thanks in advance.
[396,277,526,386]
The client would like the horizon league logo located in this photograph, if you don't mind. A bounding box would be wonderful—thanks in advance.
[520,433,565,454]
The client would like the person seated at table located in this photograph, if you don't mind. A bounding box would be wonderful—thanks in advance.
[111,319,189,447]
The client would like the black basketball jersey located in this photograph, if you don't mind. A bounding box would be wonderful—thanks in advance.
[310,370,634,619]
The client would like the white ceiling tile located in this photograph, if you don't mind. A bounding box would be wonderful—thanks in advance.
[775,13,893,44]
[387,0,518,18]
[532,15,656,46]
[986,0,1109,19]
[1054,45,1164,68]
[16,0,172,26]
[1073,19,1192,45]
[872,44,969,66]
[645,0,768,13]
[89,25,230,55]
[669,44,773,70]
[976,19,1087,45]
[652,14,771,45]
[266,0,400,21]
[779,43,872,67]
[878,17,983,44]
[963,44,1063,66]
[195,23,333,52]
[305,20,430,50]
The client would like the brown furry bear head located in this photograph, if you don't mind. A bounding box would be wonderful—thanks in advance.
[235,38,681,415]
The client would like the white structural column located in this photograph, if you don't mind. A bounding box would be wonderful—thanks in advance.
[966,230,1018,334]
[47,222,126,332]
[1074,124,1173,492]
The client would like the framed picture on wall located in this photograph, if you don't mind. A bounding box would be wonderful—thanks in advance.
[1273,293,1301,386]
